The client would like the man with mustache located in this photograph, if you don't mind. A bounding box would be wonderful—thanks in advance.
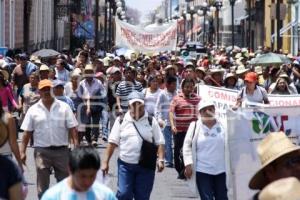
[20,79,78,199]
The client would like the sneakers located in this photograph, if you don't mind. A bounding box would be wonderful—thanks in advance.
[165,162,174,168]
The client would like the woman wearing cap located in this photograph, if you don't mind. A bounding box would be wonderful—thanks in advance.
[234,72,270,108]
[102,91,165,200]
[183,100,228,200]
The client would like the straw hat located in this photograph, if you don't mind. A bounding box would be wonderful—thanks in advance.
[209,68,225,76]
[0,69,9,81]
[236,65,250,75]
[0,120,8,148]
[84,64,94,72]
[249,132,300,190]
[224,73,237,83]
[259,177,300,200]
[195,67,206,74]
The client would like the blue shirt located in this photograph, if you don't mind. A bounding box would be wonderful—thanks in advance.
[56,95,76,112]
[41,178,117,200]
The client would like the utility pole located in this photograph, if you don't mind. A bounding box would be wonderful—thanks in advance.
[276,0,281,50]
[95,0,99,50]
[104,0,108,51]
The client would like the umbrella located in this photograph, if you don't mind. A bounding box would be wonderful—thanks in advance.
[249,52,291,66]
[226,46,241,53]
[31,49,61,58]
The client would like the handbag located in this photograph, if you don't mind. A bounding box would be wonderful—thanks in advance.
[132,120,158,171]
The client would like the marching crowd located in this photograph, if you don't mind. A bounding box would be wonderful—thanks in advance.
[1,45,300,200]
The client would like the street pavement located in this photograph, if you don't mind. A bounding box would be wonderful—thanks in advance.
[22,140,198,200]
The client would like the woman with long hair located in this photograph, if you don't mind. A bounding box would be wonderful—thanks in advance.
[0,98,23,172]
[0,69,19,112]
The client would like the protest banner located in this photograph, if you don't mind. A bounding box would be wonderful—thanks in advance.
[198,85,300,113]
[115,18,177,53]
[225,107,300,200]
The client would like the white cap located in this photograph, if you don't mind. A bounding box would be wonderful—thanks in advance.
[198,99,215,111]
[128,91,145,105]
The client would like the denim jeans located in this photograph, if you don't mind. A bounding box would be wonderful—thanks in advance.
[100,109,109,138]
[117,159,155,200]
[196,172,228,200]
[163,126,173,165]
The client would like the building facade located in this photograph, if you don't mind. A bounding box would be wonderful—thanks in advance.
[0,0,70,53]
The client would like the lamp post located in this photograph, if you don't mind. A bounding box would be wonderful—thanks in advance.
[213,0,223,49]
[229,0,236,50]
[197,2,215,45]
[186,6,196,41]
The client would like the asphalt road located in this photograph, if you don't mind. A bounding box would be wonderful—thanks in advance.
[22,140,199,200]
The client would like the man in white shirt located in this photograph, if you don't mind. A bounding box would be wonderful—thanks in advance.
[78,64,106,146]
[20,79,78,199]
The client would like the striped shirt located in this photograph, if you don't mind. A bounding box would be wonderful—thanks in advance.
[169,92,200,132]
[115,80,143,112]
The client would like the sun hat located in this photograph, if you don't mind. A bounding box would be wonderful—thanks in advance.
[258,177,300,200]
[71,68,82,77]
[185,62,194,68]
[195,67,206,74]
[209,68,225,76]
[103,57,111,67]
[128,91,144,105]
[0,69,9,81]
[84,64,94,72]
[198,99,215,111]
[224,73,237,82]
[244,72,258,83]
[38,79,53,90]
[249,132,300,190]
[165,65,177,71]
[106,66,121,75]
[39,64,50,71]
[254,66,263,75]
[236,65,250,75]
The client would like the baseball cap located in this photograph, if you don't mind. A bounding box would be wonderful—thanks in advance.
[128,91,144,105]
[244,72,258,83]
[38,79,53,90]
[198,99,215,111]
[53,79,65,88]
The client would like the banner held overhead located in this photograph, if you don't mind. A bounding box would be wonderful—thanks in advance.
[115,18,177,53]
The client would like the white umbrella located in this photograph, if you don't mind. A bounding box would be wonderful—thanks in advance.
[31,49,61,58]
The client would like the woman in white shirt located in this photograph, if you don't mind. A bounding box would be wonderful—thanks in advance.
[183,100,228,200]
[234,72,269,108]
[143,75,162,116]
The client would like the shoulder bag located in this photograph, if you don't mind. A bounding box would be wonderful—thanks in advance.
[132,118,158,171]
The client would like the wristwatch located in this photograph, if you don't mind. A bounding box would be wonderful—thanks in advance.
[158,159,164,163]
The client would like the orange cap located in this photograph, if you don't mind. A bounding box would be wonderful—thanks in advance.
[38,79,53,90]
[245,72,258,83]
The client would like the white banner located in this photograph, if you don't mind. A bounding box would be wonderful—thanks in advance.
[197,85,300,199]
[226,107,300,200]
[115,18,177,53]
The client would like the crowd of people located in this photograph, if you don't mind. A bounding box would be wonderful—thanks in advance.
[1,44,300,200]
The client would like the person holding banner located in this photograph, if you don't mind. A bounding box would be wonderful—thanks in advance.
[234,72,269,108]
[182,99,228,200]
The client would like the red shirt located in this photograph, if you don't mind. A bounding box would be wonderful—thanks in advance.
[170,92,200,132]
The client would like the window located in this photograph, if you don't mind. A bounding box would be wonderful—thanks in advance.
[9,0,15,48]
